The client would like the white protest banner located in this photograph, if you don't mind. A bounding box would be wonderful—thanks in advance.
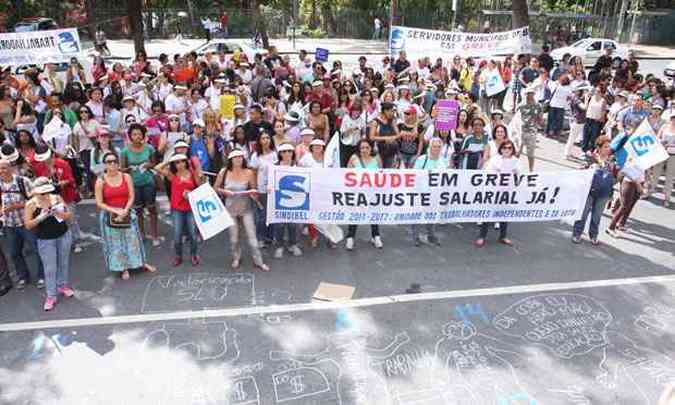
[0,28,82,66]
[389,26,532,60]
[485,69,506,97]
[267,167,593,225]
[624,119,669,170]
[188,183,234,240]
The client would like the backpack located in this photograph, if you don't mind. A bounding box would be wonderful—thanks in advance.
[589,166,615,199]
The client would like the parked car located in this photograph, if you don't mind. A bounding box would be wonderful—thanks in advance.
[191,39,260,63]
[13,17,58,32]
[551,38,628,67]
[665,61,675,78]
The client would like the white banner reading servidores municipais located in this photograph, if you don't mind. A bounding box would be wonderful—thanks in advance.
[389,25,533,60]
[267,167,594,225]
[0,28,82,66]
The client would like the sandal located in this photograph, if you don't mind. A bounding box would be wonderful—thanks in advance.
[143,264,158,273]
[474,238,486,248]
[121,270,130,280]
[499,238,513,246]
[255,263,270,272]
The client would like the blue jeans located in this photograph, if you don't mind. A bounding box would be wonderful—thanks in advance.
[172,210,198,257]
[573,194,609,240]
[274,223,298,247]
[546,107,565,135]
[582,119,603,152]
[38,230,72,298]
[5,226,44,282]
[255,193,273,243]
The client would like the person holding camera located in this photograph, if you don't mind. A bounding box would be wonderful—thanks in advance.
[23,177,73,311]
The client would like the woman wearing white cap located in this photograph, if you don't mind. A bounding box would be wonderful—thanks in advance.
[214,150,269,271]
[90,128,119,178]
[272,143,303,258]
[155,153,202,266]
[158,114,189,163]
[24,177,74,311]
[96,151,156,280]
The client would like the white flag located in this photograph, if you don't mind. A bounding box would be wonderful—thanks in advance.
[625,119,669,170]
[188,183,234,240]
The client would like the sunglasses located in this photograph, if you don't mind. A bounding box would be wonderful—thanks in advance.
[104,159,118,164]
[280,150,293,153]
[170,118,180,121]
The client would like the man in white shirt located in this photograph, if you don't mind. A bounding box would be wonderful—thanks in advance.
[372,17,382,40]
[164,85,189,128]
[205,78,225,111]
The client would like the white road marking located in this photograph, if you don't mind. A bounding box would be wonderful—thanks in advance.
[2,274,675,332]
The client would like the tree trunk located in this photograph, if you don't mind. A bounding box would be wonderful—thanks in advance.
[309,0,318,29]
[127,0,145,54]
[251,0,270,49]
[615,0,630,42]
[511,0,529,29]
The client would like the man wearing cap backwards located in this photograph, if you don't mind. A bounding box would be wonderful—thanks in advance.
[0,158,45,290]
[33,144,86,253]
[517,86,544,172]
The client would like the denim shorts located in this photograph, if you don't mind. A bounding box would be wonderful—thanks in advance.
[134,183,157,209]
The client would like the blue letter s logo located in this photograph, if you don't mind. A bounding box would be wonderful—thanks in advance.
[275,175,309,210]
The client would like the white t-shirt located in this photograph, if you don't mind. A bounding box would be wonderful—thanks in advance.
[549,84,572,109]
[298,153,325,168]
[165,93,187,124]
[374,18,381,29]
[249,151,278,192]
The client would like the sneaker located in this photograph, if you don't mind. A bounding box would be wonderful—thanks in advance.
[273,247,284,259]
[590,238,600,246]
[57,286,75,298]
[36,279,45,289]
[73,245,83,254]
[289,245,303,257]
[345,237,354,251]
[414,237,422,247]
[16,279,26,290]
[191,256,200,266]
[494,223,500,230]
[173,256,182,266]
[605,229,618,238]
[43,296,57,311]
[372,236,383,249]
[571,236,582,244]
[152,238,161,247]
[428,235,440,246]
[258,240,267,249]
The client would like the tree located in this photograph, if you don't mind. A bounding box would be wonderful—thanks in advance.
[127,0,145,54]
[511,0,529,29]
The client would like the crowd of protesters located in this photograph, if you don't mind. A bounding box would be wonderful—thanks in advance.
[0,38,673,311]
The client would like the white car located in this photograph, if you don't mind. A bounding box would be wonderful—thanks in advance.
[191,39,260,63]
[550,38,628,67]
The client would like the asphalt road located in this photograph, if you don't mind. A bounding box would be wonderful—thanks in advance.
[1,111,674,404]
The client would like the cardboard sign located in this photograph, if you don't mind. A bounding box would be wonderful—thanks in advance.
[435,99,460,131]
